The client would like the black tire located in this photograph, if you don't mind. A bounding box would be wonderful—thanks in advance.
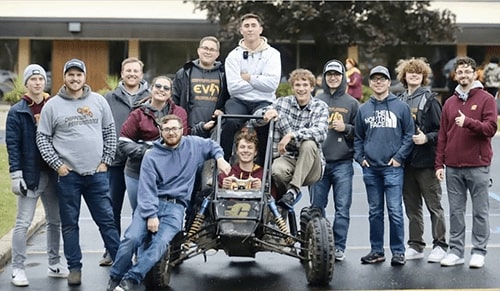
[303,217,334,285]
[144,247,172,289]
[144,231,184,289]
[299,207,322,240]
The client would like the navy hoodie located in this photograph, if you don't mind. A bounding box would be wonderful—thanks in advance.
[354,93,414,167]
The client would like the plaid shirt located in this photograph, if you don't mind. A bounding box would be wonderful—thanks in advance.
[267,95,329,160]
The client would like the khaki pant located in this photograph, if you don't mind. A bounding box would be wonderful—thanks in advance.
[272,140,322,196]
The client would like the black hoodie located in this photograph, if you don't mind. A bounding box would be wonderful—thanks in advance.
[315,59,360,162]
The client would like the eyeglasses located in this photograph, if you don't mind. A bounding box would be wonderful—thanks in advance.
[370,76,388,82]
[455,70,474,76]
[161,127,182,133]
[154,83,171,91]
[199,46,218,53]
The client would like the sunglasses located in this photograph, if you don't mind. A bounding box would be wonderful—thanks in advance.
[154,83,171,91]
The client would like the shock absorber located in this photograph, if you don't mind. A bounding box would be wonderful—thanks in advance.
[183,197,210,249]
[268,198,293,245]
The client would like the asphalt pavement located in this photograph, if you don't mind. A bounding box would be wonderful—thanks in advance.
[1,104,500,290]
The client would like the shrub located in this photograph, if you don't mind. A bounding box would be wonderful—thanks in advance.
[3,75,25,105]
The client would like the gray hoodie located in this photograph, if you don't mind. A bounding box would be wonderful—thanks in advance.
[315,60,359,162]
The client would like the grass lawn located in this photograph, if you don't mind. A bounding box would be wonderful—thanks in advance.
[0,144,16,238]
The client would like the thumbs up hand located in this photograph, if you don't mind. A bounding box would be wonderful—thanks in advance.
[454,110,465,127]
[412,127,427,145]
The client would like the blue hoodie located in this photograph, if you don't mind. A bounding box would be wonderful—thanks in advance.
[136,135,224,219]
[353,93,414,167]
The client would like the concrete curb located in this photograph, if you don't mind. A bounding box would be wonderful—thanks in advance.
[0,103,9,131]
[0,201,46,270]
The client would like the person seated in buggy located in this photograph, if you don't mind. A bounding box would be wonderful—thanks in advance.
[218,130,263,190]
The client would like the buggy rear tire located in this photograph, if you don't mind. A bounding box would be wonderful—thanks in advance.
[144,231,184,289]
[144,247,173,289]
[303,217,334,285]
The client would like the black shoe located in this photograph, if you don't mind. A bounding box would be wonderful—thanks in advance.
[278,190,300,209]
[115,279,135,291]
[391,254,406,266]
[106,277,120,291]
[361,252,385,264]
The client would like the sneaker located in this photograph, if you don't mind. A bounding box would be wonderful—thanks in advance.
[99,250,113,266]
[335,249,346,261]
[67,270,81,286]
[48,262,69,278]
[361,251,385,264]
[107,277,121,291]
[428,246,447,263]
[115,279,135,291]
[469,253,485,268]
[391,254,406,266]
[405,247,424,260]
[440,253,464,267]
[11,268,29,287]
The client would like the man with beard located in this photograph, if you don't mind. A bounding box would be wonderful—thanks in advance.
[36,58,120,286]
[107,115,231,291]
[435,57,498,268]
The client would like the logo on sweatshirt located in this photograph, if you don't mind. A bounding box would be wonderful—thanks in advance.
[365,110,397,128]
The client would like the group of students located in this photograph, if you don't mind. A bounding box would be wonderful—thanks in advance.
[5,11,498,291]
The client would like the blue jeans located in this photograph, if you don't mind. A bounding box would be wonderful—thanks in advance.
[125,174,139,213]
[110,200,184,283]
[362,166,405,255]
[109,165,127,234]
[12,171,61,269]
[221,98,271,165]
[310,160,353,251]
[57,171,120,271]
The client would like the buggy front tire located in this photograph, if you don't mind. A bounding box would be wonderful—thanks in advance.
[303,217,334,285]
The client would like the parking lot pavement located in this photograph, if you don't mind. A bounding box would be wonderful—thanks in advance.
[0,133,500,290]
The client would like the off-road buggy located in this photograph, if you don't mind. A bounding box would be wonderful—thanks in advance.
[144,114,334,288]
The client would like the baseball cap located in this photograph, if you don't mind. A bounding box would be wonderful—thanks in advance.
[63,59,86,74]
[23,64,47,85]
[324,61,343,74]
[369,65,390,80]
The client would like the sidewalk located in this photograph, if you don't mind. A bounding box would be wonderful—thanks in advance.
[0,103,9,130]
[0,201,46,268]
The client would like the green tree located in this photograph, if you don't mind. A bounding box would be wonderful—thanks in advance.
[187,1,457,53]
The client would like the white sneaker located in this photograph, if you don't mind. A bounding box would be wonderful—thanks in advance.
[11,268,29,286]
[48,262,70,278]
[335,249,346,261]
[469,254,485,268]
[440,253,464,266]
[404,247,424,260]
[428,246,447,263]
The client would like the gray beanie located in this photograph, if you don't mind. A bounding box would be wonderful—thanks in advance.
[23,64,47,85]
